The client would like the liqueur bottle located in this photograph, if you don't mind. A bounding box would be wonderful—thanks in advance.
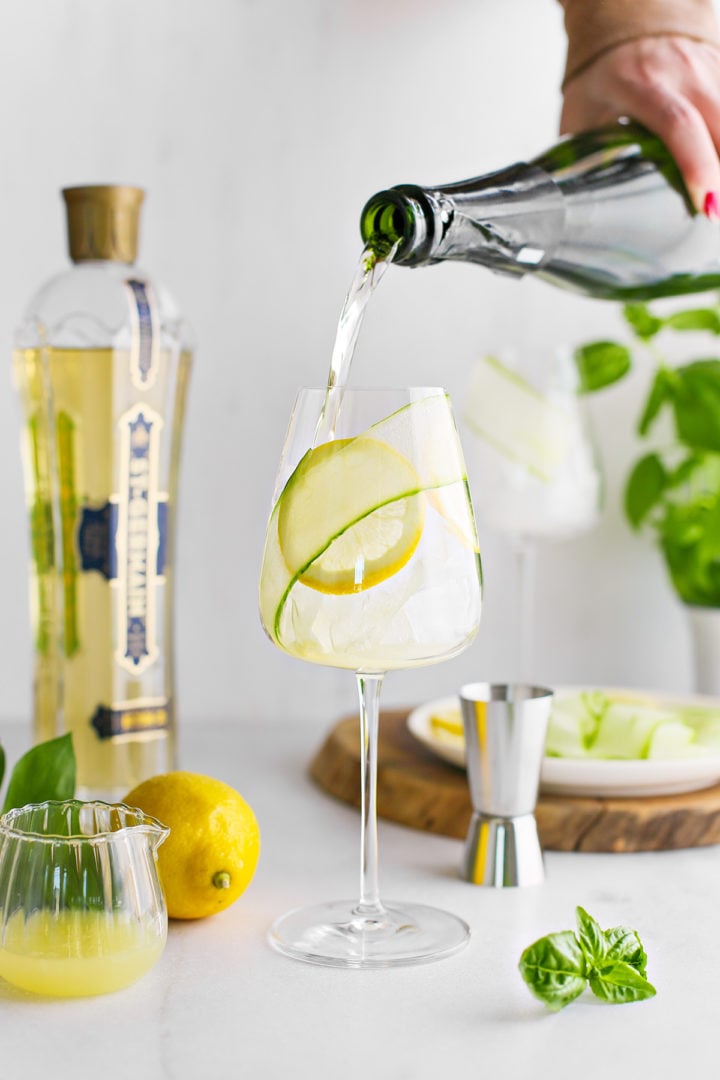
[360,121,720,300]
[13,186,193,798]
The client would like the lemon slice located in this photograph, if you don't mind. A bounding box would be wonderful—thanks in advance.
[299,492,425,594]
[259,393,472,649]
[429,706,464,742]
[277,437,425,595]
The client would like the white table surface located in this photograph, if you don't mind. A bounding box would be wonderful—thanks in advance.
[0,714,718,1080]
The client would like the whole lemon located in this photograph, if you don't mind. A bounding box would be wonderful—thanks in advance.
[124,771,260,920]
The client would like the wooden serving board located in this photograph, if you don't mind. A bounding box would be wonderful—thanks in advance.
[309,709,720,853]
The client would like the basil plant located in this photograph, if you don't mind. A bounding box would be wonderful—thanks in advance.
[575,299,720,608]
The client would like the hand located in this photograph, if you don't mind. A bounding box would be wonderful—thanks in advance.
[560,35,720,214]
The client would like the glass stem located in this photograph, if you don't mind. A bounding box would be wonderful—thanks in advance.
[355,672,385,917]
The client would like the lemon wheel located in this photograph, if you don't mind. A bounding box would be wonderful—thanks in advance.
[277,437,426,596]
[258,393,475,651]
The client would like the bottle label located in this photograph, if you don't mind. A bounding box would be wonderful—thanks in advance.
[113,404,166,676]
[78,503,115,579]
[90,698,171,740]
[125,278,160,390]
[78,500,168,580]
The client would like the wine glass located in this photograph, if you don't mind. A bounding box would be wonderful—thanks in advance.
[463,347,602,680]
[259,387,483,968]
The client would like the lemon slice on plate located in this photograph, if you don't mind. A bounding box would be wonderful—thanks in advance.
[428,705,463,743]
[278,437,425,595]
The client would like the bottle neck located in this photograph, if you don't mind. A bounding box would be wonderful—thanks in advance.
[359,123,695,288]
[69,258,138,270]
[360,163,565,274]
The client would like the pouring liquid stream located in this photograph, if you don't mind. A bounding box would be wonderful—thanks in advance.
[313,243,397,446]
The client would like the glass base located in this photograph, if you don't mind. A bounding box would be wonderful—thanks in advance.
[268,899,470,969]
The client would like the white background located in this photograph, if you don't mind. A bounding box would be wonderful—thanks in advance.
[0,0,709,732]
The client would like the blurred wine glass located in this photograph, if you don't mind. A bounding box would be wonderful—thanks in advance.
[463,346,603,681]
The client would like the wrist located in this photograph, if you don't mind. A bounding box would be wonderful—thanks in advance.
[559,0,720,85]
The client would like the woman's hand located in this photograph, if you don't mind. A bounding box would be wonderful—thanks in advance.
[560,35,720,214]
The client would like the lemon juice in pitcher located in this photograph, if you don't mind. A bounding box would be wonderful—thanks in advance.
[0,909,165,997]
[0,801,169,997]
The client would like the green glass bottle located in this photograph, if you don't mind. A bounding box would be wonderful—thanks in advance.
[360,122,720,300]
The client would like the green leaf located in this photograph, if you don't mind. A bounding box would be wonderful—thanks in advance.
[669,360,720,452]
[575,906,606,966]
[574,341,631,393]
[664,308,720,333]
[603,926,648,976]
[625,453,667,528]
[1,733,76,815]
[623,302,664,340]
[638,369,673,435]
[589,960,657,1004]
[667,454,705,488]
[518,930,587,1011]
[653,462,720,605]
[0,744,4,791]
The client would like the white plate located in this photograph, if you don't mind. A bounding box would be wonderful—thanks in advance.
[406,689,720,798]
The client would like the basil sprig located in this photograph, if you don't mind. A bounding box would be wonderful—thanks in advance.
[519,906,656,1010]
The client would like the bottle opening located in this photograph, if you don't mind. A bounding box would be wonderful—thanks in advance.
[360,190,417,261]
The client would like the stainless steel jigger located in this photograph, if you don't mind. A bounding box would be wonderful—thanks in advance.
[459,683,553,887]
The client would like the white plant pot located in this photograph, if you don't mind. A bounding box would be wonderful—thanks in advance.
[686,605,720,696]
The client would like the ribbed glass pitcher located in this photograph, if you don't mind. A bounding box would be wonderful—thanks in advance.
[0,800,169,996]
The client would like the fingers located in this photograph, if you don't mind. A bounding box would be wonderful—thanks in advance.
[559,38,720,214]
[613,82,720,213]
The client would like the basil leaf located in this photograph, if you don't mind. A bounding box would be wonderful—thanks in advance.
[603,926,648,976]
[576,906,606,966]
[625,453,667,529]
[664,308,720,333]
[1,733,76,815]
[667,453,705,488]
[518,930,587,1011]
[670,360,720,452]
[624,303,664,340]
[638,368,673,435]
[654,457,720,604]
[663,520,720,604]
[574,341,631,393]
[589,960,657,1004]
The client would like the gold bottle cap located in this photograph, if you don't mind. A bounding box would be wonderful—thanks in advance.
[62,185,145,264]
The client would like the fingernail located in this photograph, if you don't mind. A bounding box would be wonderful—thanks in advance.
[704,191,720,219]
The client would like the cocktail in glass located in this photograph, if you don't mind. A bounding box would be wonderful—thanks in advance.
[259,387,482,968]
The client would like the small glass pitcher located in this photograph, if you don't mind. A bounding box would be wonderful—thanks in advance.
[0,800,169,997]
